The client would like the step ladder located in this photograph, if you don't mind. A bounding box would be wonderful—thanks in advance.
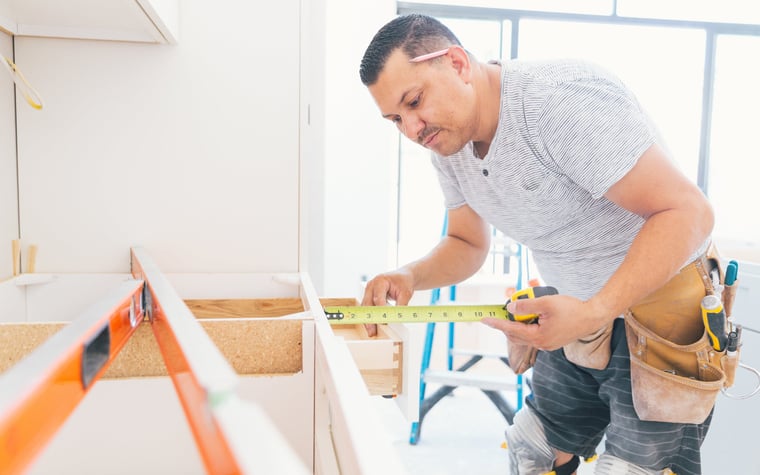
[408,215,532,445]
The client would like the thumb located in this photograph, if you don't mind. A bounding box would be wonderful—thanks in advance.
[506,298,541,321]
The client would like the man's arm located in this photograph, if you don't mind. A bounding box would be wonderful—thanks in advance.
[485,143,714,350]
[587,143,714,319]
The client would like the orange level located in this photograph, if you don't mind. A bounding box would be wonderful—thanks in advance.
[0,279,144,475]
[131,247,244,475]
[1,247,306,475]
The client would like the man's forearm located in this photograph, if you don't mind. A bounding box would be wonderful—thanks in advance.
[403,235,490,291]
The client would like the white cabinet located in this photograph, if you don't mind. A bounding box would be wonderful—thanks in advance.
[0,0,178,43]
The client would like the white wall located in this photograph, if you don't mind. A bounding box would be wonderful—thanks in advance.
[320,0,399,297]
[0,30,17,279]
[13,0,301,274]
[4,0,401,298]
[299,0,327,293]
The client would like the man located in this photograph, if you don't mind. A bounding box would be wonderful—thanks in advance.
[359,13,717,475]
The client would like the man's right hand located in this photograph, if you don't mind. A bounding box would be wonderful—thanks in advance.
[360,269,415,337]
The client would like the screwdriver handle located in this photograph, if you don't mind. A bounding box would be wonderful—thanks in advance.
[702,294,727,351]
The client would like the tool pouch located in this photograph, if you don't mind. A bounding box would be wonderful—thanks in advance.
[563,322,614,370]
[507,337,538,375]
[624,243,734,424]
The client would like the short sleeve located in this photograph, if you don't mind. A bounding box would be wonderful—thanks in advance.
[535,79,657,199]
[431,154,467,209]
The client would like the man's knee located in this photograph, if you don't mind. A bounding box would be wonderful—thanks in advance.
[504,406,555,474]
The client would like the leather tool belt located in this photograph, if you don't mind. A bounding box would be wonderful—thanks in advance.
[507,243,739,425]
[625,242,737,424]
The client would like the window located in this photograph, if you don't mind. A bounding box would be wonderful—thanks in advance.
[709,34,760,246]
[518,20,704,181]
[397,17,506,268]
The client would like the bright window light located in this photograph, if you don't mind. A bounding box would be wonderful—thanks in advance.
[709,35,760,246]
[618,0,760,25]
[518,20,704,182]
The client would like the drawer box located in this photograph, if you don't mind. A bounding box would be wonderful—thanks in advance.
[184,296,403,397]
[312,298,403,396]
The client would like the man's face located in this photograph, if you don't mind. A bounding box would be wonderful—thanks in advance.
[368,46,477,156]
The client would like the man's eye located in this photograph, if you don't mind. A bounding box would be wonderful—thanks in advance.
[391,115,402,124]
[409,96,420,108]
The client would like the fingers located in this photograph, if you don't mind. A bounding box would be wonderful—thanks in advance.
[364,323,378,337]
[505,296,543,319]
[361,274,408,338]
[361,275,395,306]
[394,288,413,306]
[482,317,536,344]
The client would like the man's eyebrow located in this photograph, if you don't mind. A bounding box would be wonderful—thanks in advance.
[381,88,415,119]
[398,88,412,106]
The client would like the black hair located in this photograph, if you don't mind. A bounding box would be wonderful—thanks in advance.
[359,14,462,86]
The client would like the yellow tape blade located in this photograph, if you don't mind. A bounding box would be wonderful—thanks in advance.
[323,304,508,324]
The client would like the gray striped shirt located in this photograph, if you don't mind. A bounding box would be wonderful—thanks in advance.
[433,59,705,301]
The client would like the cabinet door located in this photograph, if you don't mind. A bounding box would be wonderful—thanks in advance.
[314,317,408,474]
[0,0,178,44]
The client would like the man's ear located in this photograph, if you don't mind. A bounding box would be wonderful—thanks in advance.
[448,45,472,82]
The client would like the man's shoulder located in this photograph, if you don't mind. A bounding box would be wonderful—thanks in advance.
[500,58,629,125]
[504,58,618,86]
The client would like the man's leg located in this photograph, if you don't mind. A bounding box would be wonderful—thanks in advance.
[510,319,710,474]
[506,339,609,475]
[505,405,555,474]
[594,454,662,475]
[597,319,713,475]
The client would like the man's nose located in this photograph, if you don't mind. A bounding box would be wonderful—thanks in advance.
[399,112,424,142]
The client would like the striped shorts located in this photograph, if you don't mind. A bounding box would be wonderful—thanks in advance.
[525,318,712,475]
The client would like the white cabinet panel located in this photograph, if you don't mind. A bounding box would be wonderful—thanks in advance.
[0,31,17,280]
[14,0,300,273]
[0,0,178,44]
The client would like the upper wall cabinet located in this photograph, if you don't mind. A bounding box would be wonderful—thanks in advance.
[0,0,178,44]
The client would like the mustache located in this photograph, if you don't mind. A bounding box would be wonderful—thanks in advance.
[418,127,440,145]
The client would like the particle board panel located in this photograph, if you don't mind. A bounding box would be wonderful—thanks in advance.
[0,322,63,372]
[185,296,404,396]
[0,318,303,377]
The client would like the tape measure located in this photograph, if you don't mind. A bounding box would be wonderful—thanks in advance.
[324,304,508,324]
[324,286,558,325]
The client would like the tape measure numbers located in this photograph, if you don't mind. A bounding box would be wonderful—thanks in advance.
[324,304,508,324]
[324,286,558,325]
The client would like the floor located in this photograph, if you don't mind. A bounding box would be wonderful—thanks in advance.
[374,384,599,475]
